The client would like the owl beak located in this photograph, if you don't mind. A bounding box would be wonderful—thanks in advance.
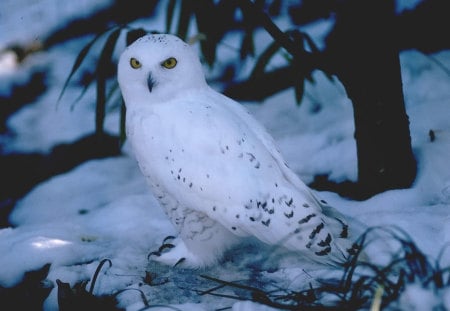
[147,73,155,93]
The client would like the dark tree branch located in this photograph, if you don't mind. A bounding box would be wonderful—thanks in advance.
[396,0,450,53]
[324,0,416,198]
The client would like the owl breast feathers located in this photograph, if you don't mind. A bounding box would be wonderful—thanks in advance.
[117,34,357,268]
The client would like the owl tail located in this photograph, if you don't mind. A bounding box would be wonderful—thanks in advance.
[321,204,368,265]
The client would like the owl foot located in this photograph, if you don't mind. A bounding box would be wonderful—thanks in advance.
[148,237,206,268]
[147,235,176,259]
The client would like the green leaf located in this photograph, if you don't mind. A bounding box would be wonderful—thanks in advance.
[176,0,194,41]
[250,40,281,80]
[302,32,320,55]
[294,78,304,105]
[95,27,122,135]
[89,259,112,294]
[165,0,177,33]
[302,32,334,83]
[69,82,91,111]
[302,32,332,82]
[193,0,219,66]
[239,0,302,59]
[119,99,127,147]
[58,28,111,104]
[126,28,148,46]
[105,81,120,110]
[240,30,255,60]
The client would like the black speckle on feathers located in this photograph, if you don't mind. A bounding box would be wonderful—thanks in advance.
[309,222,324,239]
[298,213,316,225]
[284,211,294,218]
[315,246,331,256]
[317,233,332,247]
[262,218,271,226]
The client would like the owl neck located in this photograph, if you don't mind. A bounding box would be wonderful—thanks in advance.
[153,79,208,103]
[124,83,209,114]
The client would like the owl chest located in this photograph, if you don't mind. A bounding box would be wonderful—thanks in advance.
[128,104,215,166]
[126,106,205,193]
[126,103,277,210]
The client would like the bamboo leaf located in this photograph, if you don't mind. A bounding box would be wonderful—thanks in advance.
[302,32,320,55]
[105,82,120,111]
[302,32,333,82]
[119,99,127,147]
[165,0,177,33]
[239,0,302,59]
[369,285,384,311]
[288,30,311,101]
[250,40,281,80]
[96,82,106,135]
[192,0,217,66]
[176,0,193,41]
[88,259,112,294]
[69,82,91,111]
[126,28,148,46]
[58,28,111,104]
[294,77,304,105]
[240,30,255,60]
[95,27,122,135]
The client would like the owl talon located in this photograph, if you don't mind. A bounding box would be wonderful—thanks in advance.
[159,243,174,252]
[148,237,177,260]
[147,251,161,260]
[163,236,175,243]
[147,237,208,267]
[174,257,186,267]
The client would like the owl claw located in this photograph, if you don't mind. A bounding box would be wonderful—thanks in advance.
[159,243,174,252]
[147,250,161,260]
[148,237,205,267]
[147,237,176,260]
[163,235,176,243]
[174,258,186,267]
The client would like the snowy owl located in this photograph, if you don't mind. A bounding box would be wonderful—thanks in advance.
[118,34,356,268]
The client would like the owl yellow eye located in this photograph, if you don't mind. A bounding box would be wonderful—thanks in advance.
[161,57,177,69]
[130,58,142,69]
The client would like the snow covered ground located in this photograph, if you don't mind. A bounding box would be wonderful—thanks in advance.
[0,0,113,47]
[0,1,449,310]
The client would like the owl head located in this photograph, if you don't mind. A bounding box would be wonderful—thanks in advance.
[118,34,207,106]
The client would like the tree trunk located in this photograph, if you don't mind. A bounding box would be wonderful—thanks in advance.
[325,0,416,199]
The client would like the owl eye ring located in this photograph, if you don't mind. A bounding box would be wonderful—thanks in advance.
[161,57,177,69]
[130,58,142,69]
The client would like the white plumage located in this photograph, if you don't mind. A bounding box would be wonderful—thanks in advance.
[118,34,355,268]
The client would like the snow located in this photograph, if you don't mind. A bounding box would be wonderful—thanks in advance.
[399,283,445,311]
[1,1,449,310]
[0,36,123,153]
[0,0,114,47]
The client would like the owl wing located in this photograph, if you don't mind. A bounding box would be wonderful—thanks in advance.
[212,92,353,263]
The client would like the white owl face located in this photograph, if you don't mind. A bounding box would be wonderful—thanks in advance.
[118,34,207,106]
